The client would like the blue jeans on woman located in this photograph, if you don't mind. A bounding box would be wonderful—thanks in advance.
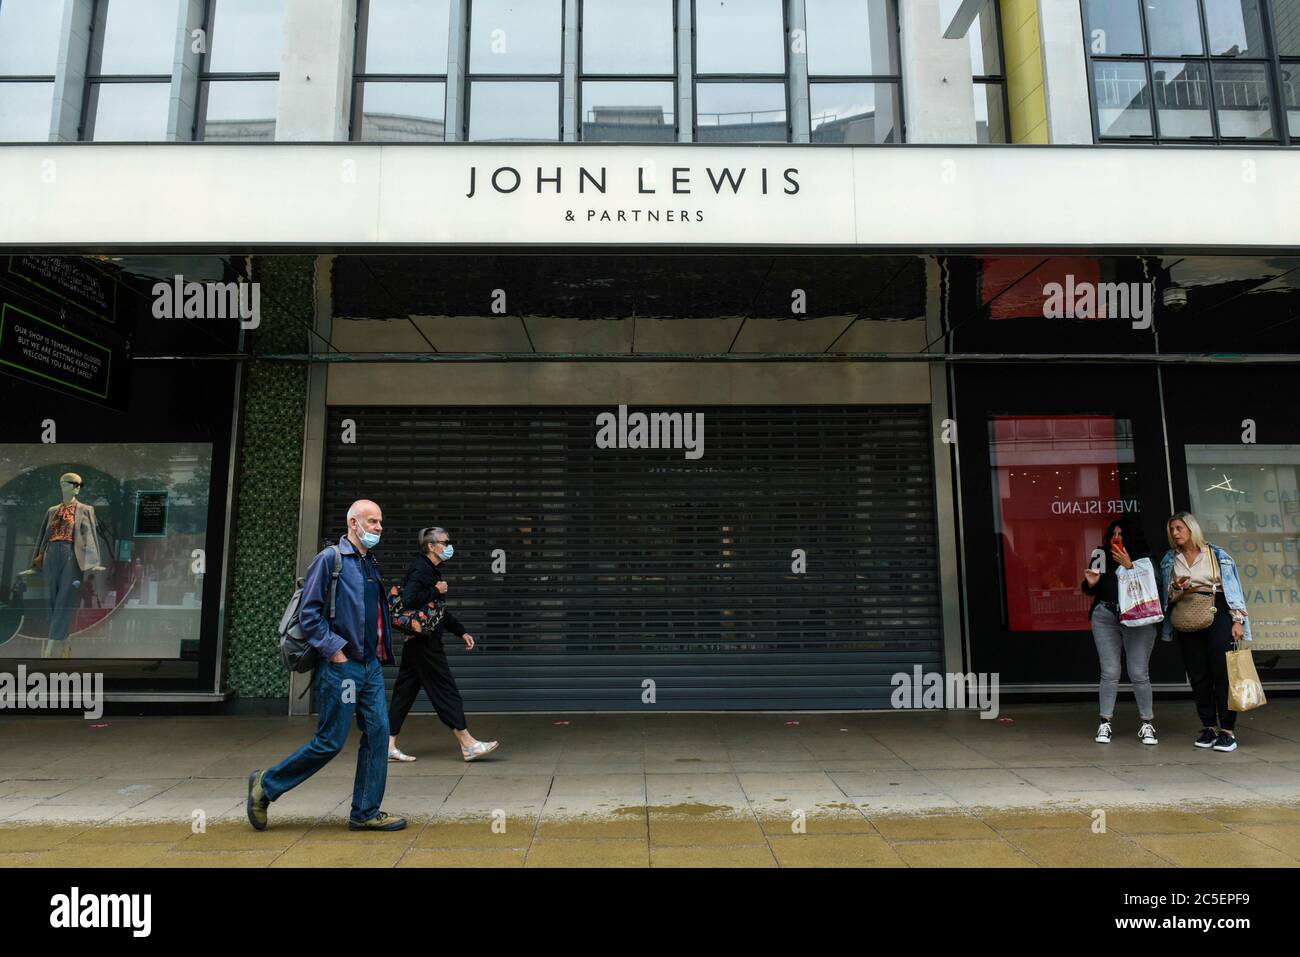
[261,656,390,823]
[1091,603,1157,721]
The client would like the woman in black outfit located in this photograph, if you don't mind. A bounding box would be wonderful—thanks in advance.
[387,526,499,762]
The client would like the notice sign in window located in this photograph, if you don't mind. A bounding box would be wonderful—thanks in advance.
[1187,445,1300,651]
[0,302,112,400]
[134,490,169,538]
[990,415,1138,632]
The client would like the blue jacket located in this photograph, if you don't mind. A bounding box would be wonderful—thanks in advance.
[299,536,393,664]
[1157,544,1252,643]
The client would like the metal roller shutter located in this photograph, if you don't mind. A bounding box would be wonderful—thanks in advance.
[320,406,942,711]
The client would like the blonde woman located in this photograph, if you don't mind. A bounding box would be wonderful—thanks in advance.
[1158,512,1252,752]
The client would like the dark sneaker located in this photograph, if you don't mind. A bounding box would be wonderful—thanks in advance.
[348,810,407,831]
[1194,728,1218,749]
[1212,731,1238,752]
[1137,722,1158,746]
[1094,720,1112,744]
[246,770,269,831]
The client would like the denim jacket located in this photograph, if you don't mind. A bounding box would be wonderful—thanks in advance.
[299,536,393,664]
[1157,544,1252,643]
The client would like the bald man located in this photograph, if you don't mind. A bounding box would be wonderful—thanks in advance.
[248,500,406,831]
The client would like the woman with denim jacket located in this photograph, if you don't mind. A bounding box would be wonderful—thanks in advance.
[1158,512,1252,752]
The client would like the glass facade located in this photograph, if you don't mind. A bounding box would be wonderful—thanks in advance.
[467,0,563,140]
[0,0,63,141]
[84,0,180,141]
[806,0,901,143]
[1084,0,1295,143]
[695,0,789,142]
[580,0,676,141]
[971,0,1008,143]
[352,0,452,141]
[199,0,285,141]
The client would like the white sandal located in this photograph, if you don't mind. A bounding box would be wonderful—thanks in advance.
[461,740,499,762]
[388,747,417,762]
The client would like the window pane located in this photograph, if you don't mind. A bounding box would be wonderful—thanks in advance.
[1092,61,1152,136]
[361,0,451,74]
[1083,0,1144,55]
[969,0,1002,75]
[355,80,446,140]
[580,80,675,141]
[0,81,52,139]
[99,0,179,75]
[1145,0,1203,56]
[1185,444,1300,651]
[696,82,786,142]
[581,0,674,75]
[1203,0,1265,57]
[468,81,559,140]
[1284,63,1300,136]
[1152,60,1212,136]
[989,416,1138,633]
[974,81,1007,142]
[695,0,785,74]
[810,81,900,143]
[0,0,65,75]
[469,0,562,74]
[1213,61,1275,137]
[90,82,171,139]
[805,0,896,76]
[207,0,285,73]
[1276,0,1300,56]
[201,79,278,140]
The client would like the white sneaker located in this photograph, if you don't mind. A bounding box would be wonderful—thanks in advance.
[1137,722,1159,746]
[1095,720,1113,744]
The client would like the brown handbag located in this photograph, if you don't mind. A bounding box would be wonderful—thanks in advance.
[1170,547,1220,633]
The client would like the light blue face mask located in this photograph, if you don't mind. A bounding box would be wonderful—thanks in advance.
[439,543,454,561]
[359,530,381,549]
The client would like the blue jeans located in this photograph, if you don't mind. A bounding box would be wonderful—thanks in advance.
[262,657,390,822]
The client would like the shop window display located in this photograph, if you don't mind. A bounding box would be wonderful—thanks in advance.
[0,443,212,659]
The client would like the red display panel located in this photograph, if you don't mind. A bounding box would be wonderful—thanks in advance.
[990,415,1137,632]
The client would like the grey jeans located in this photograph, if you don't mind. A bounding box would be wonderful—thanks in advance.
[1091,603,1157,721]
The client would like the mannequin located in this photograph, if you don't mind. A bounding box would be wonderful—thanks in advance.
[18,472,106,658]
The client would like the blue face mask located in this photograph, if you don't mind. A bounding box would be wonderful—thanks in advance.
[359,530,381,549]
[439,543,454,561]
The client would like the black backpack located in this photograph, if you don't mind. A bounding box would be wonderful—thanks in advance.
[277,545,343,677]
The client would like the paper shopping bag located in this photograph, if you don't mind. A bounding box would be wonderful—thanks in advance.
[1117,557,1164,627]
[1227,644,1267,712]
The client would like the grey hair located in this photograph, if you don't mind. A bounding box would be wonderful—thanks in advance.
[418,526,447,553]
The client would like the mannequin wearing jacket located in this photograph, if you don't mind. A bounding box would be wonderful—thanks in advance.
[18,473,106,658]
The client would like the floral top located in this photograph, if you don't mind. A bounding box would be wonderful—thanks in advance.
[48,502,77,543]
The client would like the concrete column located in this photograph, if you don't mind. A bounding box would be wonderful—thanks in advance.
[445,0,469,141]
[1037,0,1093,144]
[562,0,578,140]
[48,0,93,142]
[899,0,977,143]
[676,0,693,141]
[275,0,356,141]
[788,0,810,143]
[167,0,205,141]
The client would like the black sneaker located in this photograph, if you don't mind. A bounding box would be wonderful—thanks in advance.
[348,810,407,831]
[1094,720,1113,744]
[1137,722,1158,746]
[246,769,269,831]
[1194,728,1217,749]
[1212,731,1238,752]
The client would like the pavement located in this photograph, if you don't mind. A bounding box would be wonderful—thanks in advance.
[2,702,1300,867]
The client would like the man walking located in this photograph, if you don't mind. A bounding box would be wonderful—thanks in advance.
[247,499,406,831]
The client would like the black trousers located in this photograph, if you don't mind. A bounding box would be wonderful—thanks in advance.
[1176,593,1237,732]
[387,633,467,735]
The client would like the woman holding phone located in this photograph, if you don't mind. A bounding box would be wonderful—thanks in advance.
[1159,512,1251,752]
[1082,515,1158,746]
